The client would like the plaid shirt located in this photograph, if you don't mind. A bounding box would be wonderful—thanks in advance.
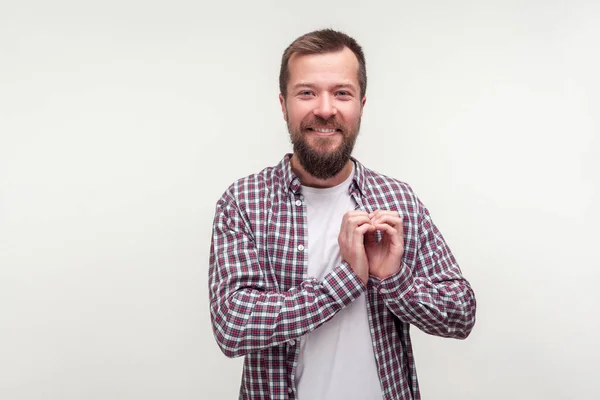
[208,154,476,400]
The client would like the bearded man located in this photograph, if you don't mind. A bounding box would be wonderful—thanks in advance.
[208,28,477,400]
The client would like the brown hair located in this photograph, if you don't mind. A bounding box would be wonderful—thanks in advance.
[279,29,367,99]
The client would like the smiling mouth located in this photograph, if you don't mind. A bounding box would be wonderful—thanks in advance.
[308,127,341,134]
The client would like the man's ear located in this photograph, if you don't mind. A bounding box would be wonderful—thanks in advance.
[360,96,367,116]
[279,93,287,121]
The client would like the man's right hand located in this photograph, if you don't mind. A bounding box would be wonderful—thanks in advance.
[338,211,375,286]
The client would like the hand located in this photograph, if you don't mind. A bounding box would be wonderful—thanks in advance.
[365,210,405,280]
[338,211,376,286]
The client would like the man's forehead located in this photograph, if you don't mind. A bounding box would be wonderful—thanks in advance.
[288,47,358,66]
[287,48,360,82]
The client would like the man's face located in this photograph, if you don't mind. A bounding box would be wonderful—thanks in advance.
[279,47,366,179]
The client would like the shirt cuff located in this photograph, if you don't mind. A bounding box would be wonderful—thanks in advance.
[374,262,415,299]
[322,261,366,307]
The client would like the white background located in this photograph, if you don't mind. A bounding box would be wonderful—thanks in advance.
[1,1,599,399]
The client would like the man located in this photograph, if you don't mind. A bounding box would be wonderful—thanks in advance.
[208,29,476,400]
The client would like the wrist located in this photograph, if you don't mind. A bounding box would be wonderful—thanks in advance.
[371,265,401,280]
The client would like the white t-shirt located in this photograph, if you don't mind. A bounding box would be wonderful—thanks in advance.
[295,164,383,400]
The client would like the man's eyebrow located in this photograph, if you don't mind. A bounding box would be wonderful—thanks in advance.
[331,83,357,91]
[291,82,358,90]
[292,82,316,89]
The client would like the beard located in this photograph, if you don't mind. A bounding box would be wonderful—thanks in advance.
[287,114,360,180]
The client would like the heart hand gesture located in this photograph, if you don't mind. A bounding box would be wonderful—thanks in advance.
[364,210,405,280]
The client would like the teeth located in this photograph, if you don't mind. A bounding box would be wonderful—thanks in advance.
[313,128,336,133]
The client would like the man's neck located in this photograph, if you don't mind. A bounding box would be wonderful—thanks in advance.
[290,155,354,189]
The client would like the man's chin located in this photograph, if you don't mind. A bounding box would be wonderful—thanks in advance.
[306,145,342,158]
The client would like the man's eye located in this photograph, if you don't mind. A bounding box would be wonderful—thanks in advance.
[300,91,313,96]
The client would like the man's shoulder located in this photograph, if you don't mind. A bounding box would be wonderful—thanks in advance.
[360,162,416,199]
[216,158,287,206]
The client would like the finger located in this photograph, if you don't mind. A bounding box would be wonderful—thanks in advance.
[348,215,373,227]
[342,216,373,232]
[369,210,385,219]
[355,223,376,245]
[371,210,401,218]
[371,215,403,228]
[343,219,372,244]
[370,210,402,220]
[340,212,370,231]
[344,210,370,220]
[356,223,376,234]
[373,222,399,237]
[341,211,370,226]
[345,219,374,247]
[373,223,402,245]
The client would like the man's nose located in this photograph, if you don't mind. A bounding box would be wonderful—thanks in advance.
[313,94,337,119]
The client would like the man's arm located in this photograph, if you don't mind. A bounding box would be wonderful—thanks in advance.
[374,201,477,339]
[208,196,366,358]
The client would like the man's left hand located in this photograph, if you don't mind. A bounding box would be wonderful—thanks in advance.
[364,210,405,280]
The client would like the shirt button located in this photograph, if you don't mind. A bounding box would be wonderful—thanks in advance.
[297,244,304,251]
[288,339,296,346]
[295,199,302,206]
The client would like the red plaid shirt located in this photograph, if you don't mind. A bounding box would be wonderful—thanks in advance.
[209,154,476,399]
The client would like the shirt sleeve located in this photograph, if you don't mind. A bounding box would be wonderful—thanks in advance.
[374,198,477,339]
[208,194,365,358]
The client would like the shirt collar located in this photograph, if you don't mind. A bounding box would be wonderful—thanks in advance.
[279,153,368,197]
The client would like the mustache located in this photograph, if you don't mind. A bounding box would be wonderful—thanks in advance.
[300,116,345,131]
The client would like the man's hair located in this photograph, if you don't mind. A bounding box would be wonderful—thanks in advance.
[279,29,367,99]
